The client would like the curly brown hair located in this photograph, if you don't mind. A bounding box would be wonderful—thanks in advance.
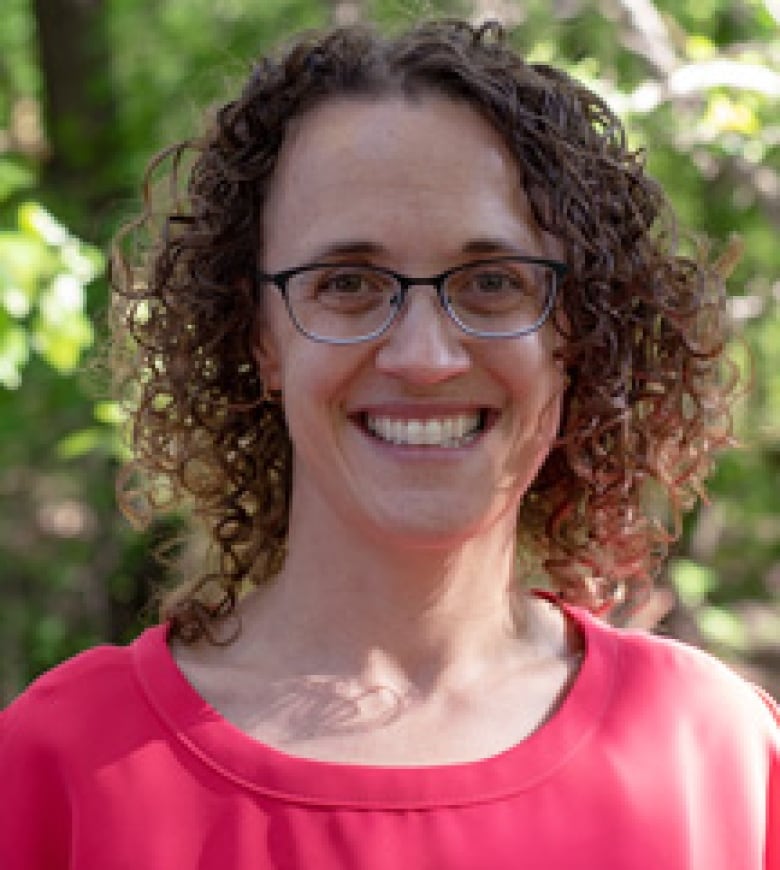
[111,19,737,641]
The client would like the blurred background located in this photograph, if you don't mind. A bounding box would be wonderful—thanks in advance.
[1,0,778,704]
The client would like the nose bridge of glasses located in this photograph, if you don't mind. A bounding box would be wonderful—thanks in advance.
[391,268,458,314]
[390,273,454,325]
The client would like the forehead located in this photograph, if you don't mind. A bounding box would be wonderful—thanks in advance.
[261,95,545,267]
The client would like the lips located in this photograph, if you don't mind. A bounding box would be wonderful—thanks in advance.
[359,409,490,447]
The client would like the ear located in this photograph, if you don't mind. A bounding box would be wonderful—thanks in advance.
[250,310,283,393]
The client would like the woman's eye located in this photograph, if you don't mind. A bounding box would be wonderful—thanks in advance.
[308,268,390,312]
[319,272,370,293]
[469,270,522,293]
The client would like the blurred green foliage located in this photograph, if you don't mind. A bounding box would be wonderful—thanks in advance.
[1,0,778,701]
[0,202,101,388]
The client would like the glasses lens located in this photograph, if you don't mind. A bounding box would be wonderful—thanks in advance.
[444,260,555,336]
[286,265,398,342]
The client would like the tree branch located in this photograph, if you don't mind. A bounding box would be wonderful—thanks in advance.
[670,59,780,99]
[608,0,679,75]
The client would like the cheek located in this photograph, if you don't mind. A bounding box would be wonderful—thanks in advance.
[502,386,563,500]
[501,331,563,396]
[533,386,564,447]
[501,345,565,451]
[277,344,359,430]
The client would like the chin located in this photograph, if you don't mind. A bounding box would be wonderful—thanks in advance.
[361,499,512,552]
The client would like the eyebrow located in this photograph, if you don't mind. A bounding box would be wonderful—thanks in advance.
[460,237,540,257]
[307,240,387,261]
[306,236,540,262]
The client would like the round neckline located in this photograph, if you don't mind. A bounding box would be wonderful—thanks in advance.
[133,598,618,809]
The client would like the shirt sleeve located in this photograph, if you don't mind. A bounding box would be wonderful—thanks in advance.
[0,697,73,869]
[754,688,779,870]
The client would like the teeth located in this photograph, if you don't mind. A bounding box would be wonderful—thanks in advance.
[365,413,482,447]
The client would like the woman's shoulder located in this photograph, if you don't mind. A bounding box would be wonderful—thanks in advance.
[576,605,778,740]
[1,625,166,754]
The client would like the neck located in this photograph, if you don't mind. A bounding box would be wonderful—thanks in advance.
[236,485,552,695]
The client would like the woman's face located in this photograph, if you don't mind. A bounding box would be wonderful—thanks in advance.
[255,95,566,548]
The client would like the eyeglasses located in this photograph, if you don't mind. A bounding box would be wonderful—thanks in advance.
[256,256,568,345]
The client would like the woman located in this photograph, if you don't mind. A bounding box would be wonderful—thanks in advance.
[1,19,777,869]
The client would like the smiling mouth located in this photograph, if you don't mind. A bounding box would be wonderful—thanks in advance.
[361,411,489,447]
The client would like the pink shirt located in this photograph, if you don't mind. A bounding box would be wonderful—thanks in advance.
[1,602,777,869]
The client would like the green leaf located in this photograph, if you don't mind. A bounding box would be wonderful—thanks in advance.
[1,285,31,318]
[686,35,716,60]
[0,158,35,201]
[94,400,127,425]
[0,315,29,389]
[697,606,748,650]
[57,425,130,461]
[670,559,717,607]
[18,201,69,246]
[56,427,104,459]
[32,310,94,372]
[0,231,52,295]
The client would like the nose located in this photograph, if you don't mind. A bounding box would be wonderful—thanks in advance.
[373,286,471,384]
